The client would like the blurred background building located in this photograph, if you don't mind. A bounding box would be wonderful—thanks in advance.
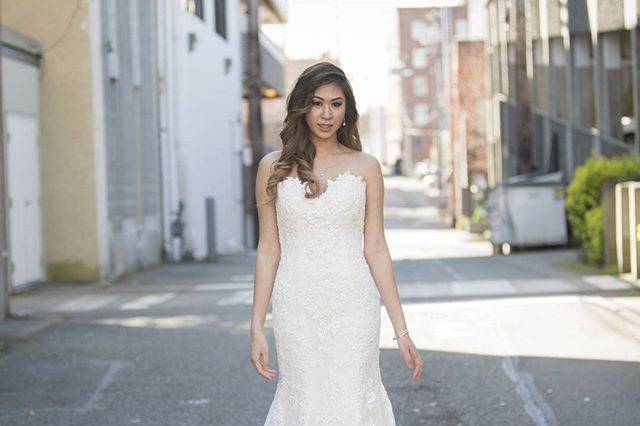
[396,0,488,228]
[4,0,640,290]
[486,0,640,185]
[0,0,286,289]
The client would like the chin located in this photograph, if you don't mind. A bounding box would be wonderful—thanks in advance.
[312,131,335,140]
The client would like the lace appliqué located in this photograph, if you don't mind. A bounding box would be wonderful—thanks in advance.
[264,171,396,426]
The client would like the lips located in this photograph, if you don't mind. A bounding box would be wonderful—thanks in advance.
[318,124,333,132]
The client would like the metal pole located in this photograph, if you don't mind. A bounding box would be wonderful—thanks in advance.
[247,0,264,249]
[515,0,532,173]
[0,3,11,319]
[206,197,217,262]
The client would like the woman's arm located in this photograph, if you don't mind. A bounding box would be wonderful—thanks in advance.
[249,151,281,381]
[362,155,406,334]
[250,150,281,333]
[361,154,424,380]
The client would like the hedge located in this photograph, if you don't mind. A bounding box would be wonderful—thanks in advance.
[566,155,640,265]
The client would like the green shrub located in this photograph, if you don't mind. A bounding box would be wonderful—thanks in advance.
[583,206,603,265]
[566,154,640,265]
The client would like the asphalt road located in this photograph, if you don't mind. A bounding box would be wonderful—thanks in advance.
[1,176,639,426]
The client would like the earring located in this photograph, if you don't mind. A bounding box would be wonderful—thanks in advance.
[342,120,346,127]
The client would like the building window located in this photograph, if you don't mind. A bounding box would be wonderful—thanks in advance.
[184,0,204,20]
[571,35,595,128]
[550,38,567,119]
[413,75,428,97]
[410,19,440,45]
[412,47,428,69]
[214,0,227,39]
[411,20,425,43]
[454,19,467,36]
[573,36,592,69]
[413,103,429,126]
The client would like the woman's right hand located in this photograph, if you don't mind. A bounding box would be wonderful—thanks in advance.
[250,330,277,381]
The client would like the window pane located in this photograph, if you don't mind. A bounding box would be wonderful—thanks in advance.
[214,0,227,39]
[413,103,429,126]
[412,48,428,69]
[184,0,204,20]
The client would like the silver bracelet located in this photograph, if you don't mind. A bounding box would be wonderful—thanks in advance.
[392,329,409,341]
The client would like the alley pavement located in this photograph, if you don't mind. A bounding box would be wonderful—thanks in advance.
[1,176,640,425]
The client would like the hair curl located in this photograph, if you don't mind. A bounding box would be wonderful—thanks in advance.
[264,61,361,203]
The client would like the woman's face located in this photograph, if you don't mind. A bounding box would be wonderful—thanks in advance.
[305,83,346,141]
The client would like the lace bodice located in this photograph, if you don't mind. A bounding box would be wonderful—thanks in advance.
[275,171,368,270]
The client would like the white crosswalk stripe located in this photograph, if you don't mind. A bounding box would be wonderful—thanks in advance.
[194,283,253,291]
[53,295,120,312]
[119,293,176,310]
[216,290,253,306]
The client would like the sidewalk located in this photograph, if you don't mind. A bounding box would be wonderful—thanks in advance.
[0,252,257,342]
[1,247,637,342]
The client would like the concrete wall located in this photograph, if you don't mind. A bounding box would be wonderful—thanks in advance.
[1,0,102,281]
[100,0,162,277]
[163,0,244,258]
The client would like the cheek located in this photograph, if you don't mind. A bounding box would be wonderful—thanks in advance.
[305,108,320,125]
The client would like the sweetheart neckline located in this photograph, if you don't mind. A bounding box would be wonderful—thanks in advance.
[278,170,366,200]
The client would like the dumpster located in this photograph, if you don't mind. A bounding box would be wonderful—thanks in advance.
[486,171,568,255]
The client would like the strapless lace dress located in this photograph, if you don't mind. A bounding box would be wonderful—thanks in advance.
[264,171,396,425]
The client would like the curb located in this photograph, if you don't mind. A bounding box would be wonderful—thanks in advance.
[0,314,66,342]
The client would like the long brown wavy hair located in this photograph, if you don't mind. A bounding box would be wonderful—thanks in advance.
[264,61,362,203]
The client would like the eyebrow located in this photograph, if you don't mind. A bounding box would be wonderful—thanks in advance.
[312,96,344,101]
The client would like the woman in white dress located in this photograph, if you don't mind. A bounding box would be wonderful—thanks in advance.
[250,62,423,425]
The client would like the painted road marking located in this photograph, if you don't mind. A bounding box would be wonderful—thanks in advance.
[78,360,124,413]
[119,293,176,310]
[216,290,253,306]
[231,274,254,282]
[54,295,120,312]
[194,282,253,291]
[451,279,515,296]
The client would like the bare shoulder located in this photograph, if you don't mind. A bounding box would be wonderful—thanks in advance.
[352,152,382,182]
[258,149,282,174]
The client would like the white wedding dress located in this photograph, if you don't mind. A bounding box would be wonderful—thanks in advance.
[264,171,396,425]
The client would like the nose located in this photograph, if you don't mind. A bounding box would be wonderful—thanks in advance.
[321,104,333,119]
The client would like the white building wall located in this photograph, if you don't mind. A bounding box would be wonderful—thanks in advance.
[160,0,244,259]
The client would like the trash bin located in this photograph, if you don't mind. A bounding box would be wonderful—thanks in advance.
[486,171,568,255]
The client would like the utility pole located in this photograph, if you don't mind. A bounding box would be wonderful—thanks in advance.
[0,5,11,320]
[247,0,264,248]
[514,0,533,173]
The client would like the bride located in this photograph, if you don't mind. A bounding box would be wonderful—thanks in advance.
[250,62,423,425]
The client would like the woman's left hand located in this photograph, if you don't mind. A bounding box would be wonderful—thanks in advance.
[397,334,424,380]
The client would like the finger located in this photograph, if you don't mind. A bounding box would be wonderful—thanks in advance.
[254,357,277,380]
[256,362,276,381]
[413,358,424,379]
[252,357,269,376]
[404,352,414,369]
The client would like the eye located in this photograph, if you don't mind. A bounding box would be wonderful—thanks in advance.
[332,102,343,108]
[312,101,322,107]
